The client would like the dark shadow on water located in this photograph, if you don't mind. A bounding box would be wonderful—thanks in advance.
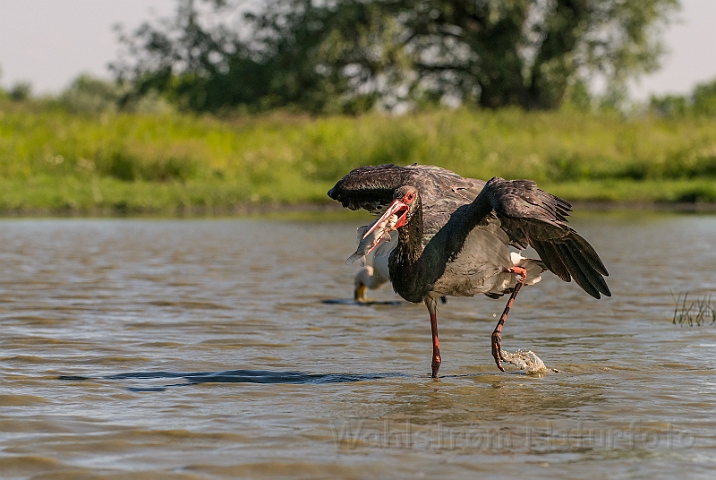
[322,296,446,306]
[59,369,408,392]
[322,298,402,306]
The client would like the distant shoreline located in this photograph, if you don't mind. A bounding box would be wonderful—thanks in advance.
[2,102,715,214]
[0,200,714,219]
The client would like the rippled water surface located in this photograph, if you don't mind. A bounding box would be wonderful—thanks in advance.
[1,214,715,479]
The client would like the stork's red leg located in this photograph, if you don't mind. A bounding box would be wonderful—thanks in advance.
[491,266,527,372]
[424,296,441,378]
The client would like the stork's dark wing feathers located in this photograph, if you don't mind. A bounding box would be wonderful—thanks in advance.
[477,177,610,299]
[328,163,484,214]
[483,178,570,227]
[570,231,609,276]
[531,239,571,282]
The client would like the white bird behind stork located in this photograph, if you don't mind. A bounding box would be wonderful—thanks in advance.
[353,231,396,302]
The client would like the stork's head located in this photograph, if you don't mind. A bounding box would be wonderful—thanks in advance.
[385,186,420,229]
[363,185,420,242]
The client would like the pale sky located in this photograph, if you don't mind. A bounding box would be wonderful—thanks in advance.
[0,0,715,100]
[0,0,175,94]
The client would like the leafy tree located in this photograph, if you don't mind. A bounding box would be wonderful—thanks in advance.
[110,0,320,112]
[649,93,689,117]
[8,82,32,102]
[649,77,716,117]
[113,0,680,112]
[59,74,174,114]
[692,78,716,116]
[60,75,127,113]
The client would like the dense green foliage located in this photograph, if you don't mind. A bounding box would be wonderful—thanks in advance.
[112,0,679,113]
[650,78,716,117]
[1,99,715,213]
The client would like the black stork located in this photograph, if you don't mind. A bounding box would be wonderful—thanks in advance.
[328,164,610,377]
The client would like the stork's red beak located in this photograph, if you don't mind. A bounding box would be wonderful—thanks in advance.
[363,199,409,240]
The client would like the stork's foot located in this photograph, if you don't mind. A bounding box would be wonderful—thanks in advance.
[491,331,506,372]
[431,354,441,378]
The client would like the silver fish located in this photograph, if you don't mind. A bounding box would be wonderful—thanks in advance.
[345,214,398,265]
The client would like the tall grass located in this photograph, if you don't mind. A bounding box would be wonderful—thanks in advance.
[672,292,716,327]
[1,99,716,213]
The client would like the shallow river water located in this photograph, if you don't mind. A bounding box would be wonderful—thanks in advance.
[1,213,715,479]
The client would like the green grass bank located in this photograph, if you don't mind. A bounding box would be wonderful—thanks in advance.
[1,100,716,214]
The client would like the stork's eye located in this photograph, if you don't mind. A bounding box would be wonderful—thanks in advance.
[406,192,415,202]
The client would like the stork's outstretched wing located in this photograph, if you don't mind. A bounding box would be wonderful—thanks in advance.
[467,177,610,299]
[328,163,484,214]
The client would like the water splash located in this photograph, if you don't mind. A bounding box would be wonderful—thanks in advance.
[500,350,549,375]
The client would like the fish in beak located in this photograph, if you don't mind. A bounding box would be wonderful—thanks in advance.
[345,198,409,264]
[364,198,409,237]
